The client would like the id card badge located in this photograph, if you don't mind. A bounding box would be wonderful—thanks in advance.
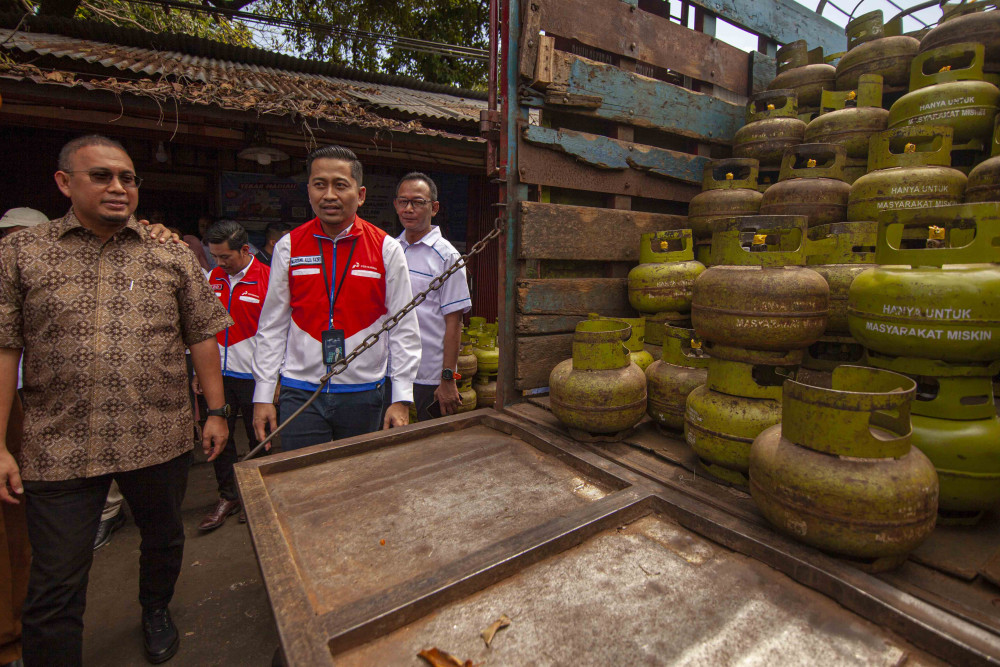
[322,328,346,365]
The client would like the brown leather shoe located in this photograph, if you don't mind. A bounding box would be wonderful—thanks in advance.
[198,498,241,532]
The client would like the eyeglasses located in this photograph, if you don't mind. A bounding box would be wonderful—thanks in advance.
[64,169,143,189]
[393,197,431,209]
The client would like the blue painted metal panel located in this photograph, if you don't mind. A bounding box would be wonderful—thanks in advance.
[546,56,744,144]
[522,125,707,184]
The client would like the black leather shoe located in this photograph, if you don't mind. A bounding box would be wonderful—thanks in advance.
[142,607,179,664]
[93,510,127,551]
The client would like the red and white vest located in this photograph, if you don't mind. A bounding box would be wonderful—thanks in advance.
[208,257,270,379]
[251,216,421,403]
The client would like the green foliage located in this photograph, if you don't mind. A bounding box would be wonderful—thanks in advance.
[26,0,254,46]
[248,0,488,89]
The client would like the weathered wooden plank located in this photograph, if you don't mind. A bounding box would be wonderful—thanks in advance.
[748,49,778,97]
[536,0,751,95]
[518,141,700,202]
[517,278,630,315]
[685,0,846,56]
[532,53,743,145]
[518,0,543,80]
[516,333,573,389]
[519,201,688,261]
[522,125,708,184]
[516,314,590,335]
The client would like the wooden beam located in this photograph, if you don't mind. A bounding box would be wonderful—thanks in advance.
[529,52,743,145]
[516,314,590,335]
[685,0,847,55]
[522,125,707,184]
[516,333,573,389]
[518,0,544,80]
[519,201,688,261]
[518,141,699,202]
[748,50,778,96]
[536,0,750,95]
[517,278,630,315]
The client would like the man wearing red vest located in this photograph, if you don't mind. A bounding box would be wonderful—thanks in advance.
[252,146,420,449]
[196,220,270,530]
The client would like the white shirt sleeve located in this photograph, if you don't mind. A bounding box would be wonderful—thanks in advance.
[436,245,472,316]
[382,237,421,403]
[251,235,291,402]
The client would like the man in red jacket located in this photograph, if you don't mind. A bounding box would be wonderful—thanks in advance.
[195,220,270,530]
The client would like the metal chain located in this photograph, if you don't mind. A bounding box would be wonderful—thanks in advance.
[242,215,504,461]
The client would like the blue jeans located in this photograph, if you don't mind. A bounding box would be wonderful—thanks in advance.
[278,385,384,451]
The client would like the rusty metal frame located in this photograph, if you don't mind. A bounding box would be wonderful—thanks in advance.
[238,408,1000,665]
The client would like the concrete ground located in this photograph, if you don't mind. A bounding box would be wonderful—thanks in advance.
[83,430,280,666]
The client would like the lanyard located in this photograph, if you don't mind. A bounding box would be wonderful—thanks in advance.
[317,236,357,329]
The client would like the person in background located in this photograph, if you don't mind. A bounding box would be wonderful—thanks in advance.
[251,145,421,450]
[255,222,291,267]
[0,135,233,665]
[0,209,47,239]
[182,215,215,272]
[195,220,270,531]
[0,394,28,667]
[394,173,471,419]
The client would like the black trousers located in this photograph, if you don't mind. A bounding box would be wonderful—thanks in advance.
[413,383,438,422]
[21,450,192,667]
[214,375,258,501]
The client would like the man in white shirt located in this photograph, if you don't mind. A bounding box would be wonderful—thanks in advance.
[394,173,471,419]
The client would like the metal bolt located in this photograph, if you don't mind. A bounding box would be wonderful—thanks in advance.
[630,42,636,50]
[629,109,635,116]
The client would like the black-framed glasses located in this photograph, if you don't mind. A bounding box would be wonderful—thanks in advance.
[64,169,143,189]
[393,197,431,209]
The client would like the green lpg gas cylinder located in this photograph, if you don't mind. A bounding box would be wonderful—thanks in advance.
[848,203,1000,363]
[458,333,478,380]
[688,159,764,241]
[455,377,478,414]
[888,43,999,151]
[867,352,1000,523]
[473,373,496,409]
[750,366,938,572]
[645,327,708,431]
[627,230,705,315]
[685,383,782,489]
[921,1,1000,76]
[589,314,654,371]
[806,221,877,334]
[733,91,807,171]
[805,75,889,167]
[473,334,499,375]
[693,216,829,352]
[967,116,1000,202]
[767,41,836,108]
[847,125,966,222]
[759,143,851,227]
[549,320,647,434]
[836,11,920,91]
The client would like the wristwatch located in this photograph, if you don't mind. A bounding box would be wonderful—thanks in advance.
[206,404,232,419]
[441,369,461,382]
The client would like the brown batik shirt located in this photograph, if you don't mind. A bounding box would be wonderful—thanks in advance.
[0,210,233,481]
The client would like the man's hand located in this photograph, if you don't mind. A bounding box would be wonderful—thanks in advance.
[254,402,277,445]
[191,375,203,395]
[138,219,186,245]
[434,381,462,416]
[202,415,228,462]
[383,402,410,429]
[0,447,23,504]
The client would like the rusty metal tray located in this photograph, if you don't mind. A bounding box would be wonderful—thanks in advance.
[235,410,998,665]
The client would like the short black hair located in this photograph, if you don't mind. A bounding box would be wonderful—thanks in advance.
[396,172,438,201]
[58,135,128,171]
[264,221,292,242]
[306,145,363,185]
[204,220,248,251]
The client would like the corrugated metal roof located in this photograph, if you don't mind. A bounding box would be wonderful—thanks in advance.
[0,29,487,125]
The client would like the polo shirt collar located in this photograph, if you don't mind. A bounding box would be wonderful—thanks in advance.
[397,225,441,249]
[57,208,143,240]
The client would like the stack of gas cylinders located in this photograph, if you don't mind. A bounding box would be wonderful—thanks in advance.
[467,317,499,410]
[541,3,1000,572]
